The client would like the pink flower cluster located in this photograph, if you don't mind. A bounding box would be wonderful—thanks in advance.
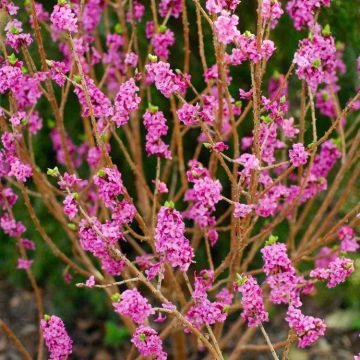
[262,0,284,29]
[155,205,194,271]
[79,218,126,275]
[177,103,200,126]
[184,161,222,235]
[287,0,331,30]
[151,29,175,60]
[50,2,78,33]
[338,226,359,252]
[261,242,311,307]
[93,167,125,210]
[112,289,155,324]
[286,306,326,347]
[214,11,240,45]
[186,270,230,329]
[146,61,188,98]
[5,19,33,52]
[233,203,253,218]
[132,326,167,360]
[74,77,113,119]
[294,25,337,90]
[234,275,269,327]
[112,78,141,127]
[143,110,171,158]
[289,143,308,167]
[310,257,354,288]
[159,0,182,18]
[40,315,73,360]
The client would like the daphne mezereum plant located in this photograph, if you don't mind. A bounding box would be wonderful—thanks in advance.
[0,0,359,358]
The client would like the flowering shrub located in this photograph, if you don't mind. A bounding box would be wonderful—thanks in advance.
[0,0,359,359]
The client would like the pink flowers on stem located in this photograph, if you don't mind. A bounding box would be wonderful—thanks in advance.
[233,203,252,218]
[155,204,194,271]
[132,326,167,360]
[287,0,331,30]
[310,257,354,288]
[93,167,125,210]
[293,25,337,90]
[112,289,155,324]
[146,60,188,98]
[112,78,141,127]
[40,315,73,360]
[289,143,308,167]
[234,275,269,327]
[214,11,240,45]
[286,306,326,348]
[143,108,171,159]
[50,1,78,33]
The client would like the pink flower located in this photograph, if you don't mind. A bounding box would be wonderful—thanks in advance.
[310,140,341,178]
[0,64,22,94]
[267,271,309,307]
[261,242,293,275]
[74,77,113,118]
[287,0,330,30]
[233,203,252,218]
[79,219,125,275]
[289,143,308,167]
[239,88,253,100]
[40,315,73,360]
[94,167,125,210]
[8,157,32,182]
[206,0,239,14]
[151,29,175,60]
[282,118,299,139]
[315,246,337,268]
[82,0,104,32]
[20,239,36,250]
[153,180,168,193]
[28,112,43,134]
[159,0,182,18]
[236,153,260,178]
[177,103,200,126]
[112,200,136,226]
[310,257,354,288]
[184,166,222,229]
[112,78,141,127]
[213,142,229,152]
[127,1,145,22]
[49,61,69,87]
[338,226,359,253]
[9,111,26,126]
[0,214,26,237]
[262,0,283,28]
[234,275,269,327]
[186,299,228,329]
[125,52,139,68]
[5,19,32,52]
[17,258,33,270]
[155,205,194,271]
[143,110,171,159]
[63,194,78,220]
[316,88,337,118]
[132,326,167,360]
[146,61,187,98]
[215,288,233,306]
[286,306,326,348]
[214,11,240,45]
[50,3,78,33]
[113,289,154,324]
[293,26,337,90]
